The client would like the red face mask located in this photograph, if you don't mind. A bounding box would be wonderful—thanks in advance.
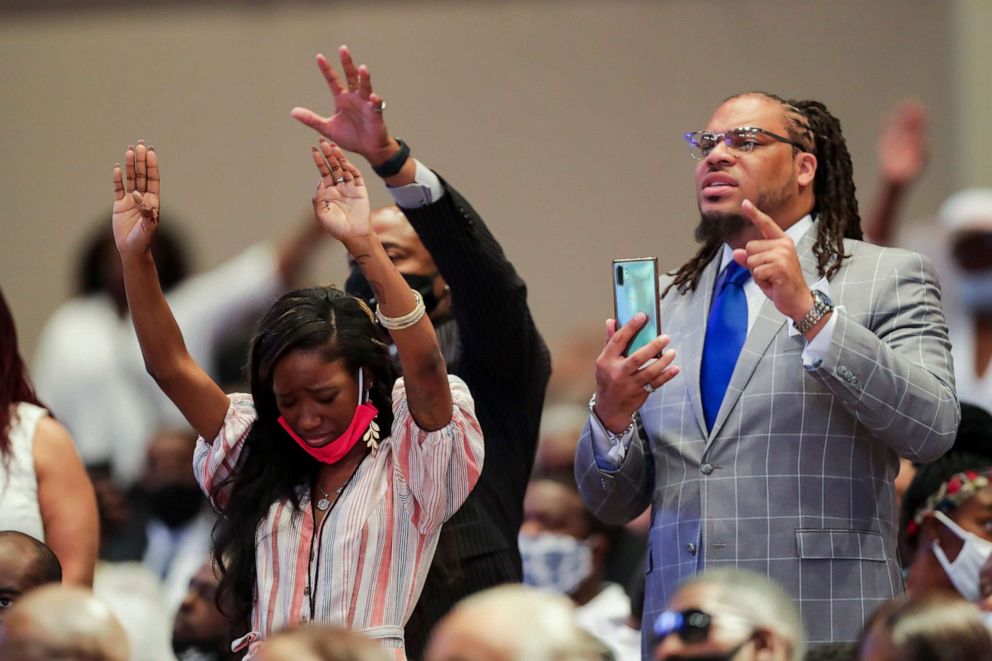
[277,370,378,465]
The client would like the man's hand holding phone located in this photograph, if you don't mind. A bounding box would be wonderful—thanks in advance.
[592,314,679,434]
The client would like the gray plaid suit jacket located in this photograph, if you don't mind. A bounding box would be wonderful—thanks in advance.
[576,231,959,650]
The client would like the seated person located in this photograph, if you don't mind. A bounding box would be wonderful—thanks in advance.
[258,625,388,661]
[520,472,639,661]
[652,568,805,661]
[901,403,992,602]
[0,584,129,661]
[426,584,608,661]
[858,593,992,661]
[0,530,61,624]
[173,558,238,661]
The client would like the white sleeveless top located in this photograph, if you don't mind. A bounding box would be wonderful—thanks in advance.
[0,402,46,541]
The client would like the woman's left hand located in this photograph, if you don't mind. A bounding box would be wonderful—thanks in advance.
[310,140,371,242]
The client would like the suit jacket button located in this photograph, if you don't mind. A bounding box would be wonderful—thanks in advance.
[687,543,697,555]
[700,462,714,474]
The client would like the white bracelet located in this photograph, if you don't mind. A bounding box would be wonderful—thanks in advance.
[376,290,426,330]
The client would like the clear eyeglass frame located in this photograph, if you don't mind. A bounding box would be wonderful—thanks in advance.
[683,126,807,160]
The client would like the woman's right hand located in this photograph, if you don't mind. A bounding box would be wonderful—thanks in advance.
[310,140,372,245]
[112,141,161,257]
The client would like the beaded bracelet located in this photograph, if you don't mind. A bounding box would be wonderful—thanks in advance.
[376,290,426,330]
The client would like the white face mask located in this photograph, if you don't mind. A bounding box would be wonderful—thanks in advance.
[957,270,992,314]
[518,532,592,596]
[932,510,992,602]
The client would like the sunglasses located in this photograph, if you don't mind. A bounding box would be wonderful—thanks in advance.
[653,608,713,644]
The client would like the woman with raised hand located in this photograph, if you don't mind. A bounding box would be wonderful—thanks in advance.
[111,140,483,659]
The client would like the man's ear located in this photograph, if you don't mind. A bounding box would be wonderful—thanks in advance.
[750,628,780,661]
[796,152,817,188]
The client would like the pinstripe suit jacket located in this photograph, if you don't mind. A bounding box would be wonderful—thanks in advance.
[576,230,959,650]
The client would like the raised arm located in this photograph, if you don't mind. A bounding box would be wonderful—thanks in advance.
[309,141,451,430]
[863,100,929,246]
[112,142,229,441]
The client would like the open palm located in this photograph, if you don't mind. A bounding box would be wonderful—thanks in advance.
[310,141,371,242]
[291,46,391,161]
[112,141,161,257]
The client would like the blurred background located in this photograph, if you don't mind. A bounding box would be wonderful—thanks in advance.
[2,0,990,358]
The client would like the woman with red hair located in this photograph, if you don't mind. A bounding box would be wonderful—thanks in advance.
[0,287,98,585]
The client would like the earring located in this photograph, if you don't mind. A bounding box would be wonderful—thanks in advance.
[363,417,380,452]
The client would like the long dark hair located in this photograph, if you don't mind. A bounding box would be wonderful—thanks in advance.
[666,92,863,296]
[212,286,397,631]
[0,287,46,461]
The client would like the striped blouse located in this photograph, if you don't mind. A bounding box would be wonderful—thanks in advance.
[193,376,484,660]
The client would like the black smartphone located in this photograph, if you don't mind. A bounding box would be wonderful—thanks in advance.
[612,257,661,357]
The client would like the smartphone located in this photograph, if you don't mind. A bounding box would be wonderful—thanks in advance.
[612,257,661,357]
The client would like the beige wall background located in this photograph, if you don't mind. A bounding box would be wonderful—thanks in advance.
[0,0,979,363]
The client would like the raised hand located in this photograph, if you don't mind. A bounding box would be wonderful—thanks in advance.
[291,45,394,164]
[310,140,371,243]
[733,199,812,323]
[112,141,161,257]
[877,100,929,187]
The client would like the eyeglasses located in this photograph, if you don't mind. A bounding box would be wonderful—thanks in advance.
[653,608,713,644]
[683,126,807,160]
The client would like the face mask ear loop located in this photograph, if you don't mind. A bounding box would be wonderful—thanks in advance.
[358,368,374,405]
[934,510,968,541]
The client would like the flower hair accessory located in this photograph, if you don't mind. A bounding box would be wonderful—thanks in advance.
[907,468,992,539]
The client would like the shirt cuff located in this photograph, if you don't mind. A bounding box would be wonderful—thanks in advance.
[386,159,444,208]
[589,411,636,470]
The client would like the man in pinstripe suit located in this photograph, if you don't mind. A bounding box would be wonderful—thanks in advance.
[576,92,960,653]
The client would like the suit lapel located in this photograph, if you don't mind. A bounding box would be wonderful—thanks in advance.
[676,253,721,440]
[705,230,820,444]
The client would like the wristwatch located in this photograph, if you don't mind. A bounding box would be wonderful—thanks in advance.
[793,289,835,335]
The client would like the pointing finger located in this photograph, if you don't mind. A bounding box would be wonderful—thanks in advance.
[742,199,785,240]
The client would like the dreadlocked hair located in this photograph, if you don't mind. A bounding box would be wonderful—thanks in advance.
[665,92,863,297]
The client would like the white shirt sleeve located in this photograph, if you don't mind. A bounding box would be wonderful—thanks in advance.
[385,159,445,209]
[588,409,637,470]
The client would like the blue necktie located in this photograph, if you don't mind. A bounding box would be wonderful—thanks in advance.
[700,261,751,431]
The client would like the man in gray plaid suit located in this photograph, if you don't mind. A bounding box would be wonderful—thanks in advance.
[575,92,960,653]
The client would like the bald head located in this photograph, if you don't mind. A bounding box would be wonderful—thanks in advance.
[0,531,61,623]
[0,584,129,661]
[426,585,603,661]
[258,624,388,661]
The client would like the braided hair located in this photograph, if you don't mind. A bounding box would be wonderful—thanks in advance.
[666,92,863,297]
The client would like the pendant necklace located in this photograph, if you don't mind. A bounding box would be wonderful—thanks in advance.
[306,456,366,621]
[315,484,344,512]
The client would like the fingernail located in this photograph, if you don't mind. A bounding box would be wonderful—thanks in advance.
[635,312,646,321]
[664,349,675,357]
